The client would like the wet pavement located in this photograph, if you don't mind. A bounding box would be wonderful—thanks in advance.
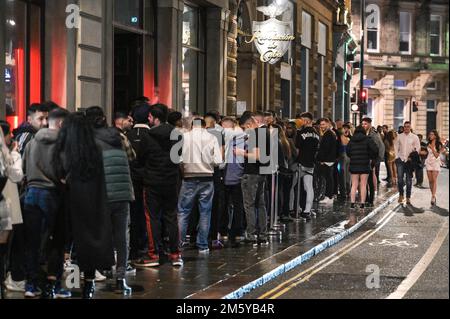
[4,178,398,300]
[244,170,449,299]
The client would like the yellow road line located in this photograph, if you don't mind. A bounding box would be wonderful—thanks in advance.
[259,208,398,299]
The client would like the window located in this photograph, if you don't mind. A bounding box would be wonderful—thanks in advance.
[182,4,205,116]
[302,12,312,49]
[4,0,43,127]
[301,47,309,112]
[394,100,405,131]
[399,12,411,54]
[430,15,441,56]
[394,80,407,88]
[318,56,324,117]
[366,4,380,52]
[427,100,437,111]
[426,82,438,90]
[114,0,143,29]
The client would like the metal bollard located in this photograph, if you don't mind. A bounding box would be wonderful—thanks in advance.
[273,171,286,231]
[268,171,283,236]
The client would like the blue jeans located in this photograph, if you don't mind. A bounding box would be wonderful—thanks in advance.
[396,159,413,198]
[178,180,214,250]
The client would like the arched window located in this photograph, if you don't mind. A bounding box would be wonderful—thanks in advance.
[366,4,380,52]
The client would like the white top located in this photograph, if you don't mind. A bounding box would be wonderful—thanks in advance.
[394,132,421,162]
[181,128,223,178]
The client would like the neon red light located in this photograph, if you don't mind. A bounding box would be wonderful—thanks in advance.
[30,35,41,104]
[15,48,25,125]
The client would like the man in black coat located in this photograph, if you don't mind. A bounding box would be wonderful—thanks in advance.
[317,118,338,200]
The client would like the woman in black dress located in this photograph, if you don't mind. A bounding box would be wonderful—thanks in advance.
[53,112,114,299]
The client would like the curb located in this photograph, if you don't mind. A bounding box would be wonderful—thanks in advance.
[222,193,400,299]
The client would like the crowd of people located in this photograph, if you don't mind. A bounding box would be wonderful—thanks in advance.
[0,99,447,300]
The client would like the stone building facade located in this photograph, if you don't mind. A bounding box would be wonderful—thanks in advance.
[351,0,449,138]
[1,0,353,125]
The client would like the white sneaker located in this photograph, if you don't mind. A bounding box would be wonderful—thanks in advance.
[4,273,26,292]
[80,270,107,282]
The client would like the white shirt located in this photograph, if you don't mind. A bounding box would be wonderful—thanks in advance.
[181,128,223,178]
[394,132,421,162]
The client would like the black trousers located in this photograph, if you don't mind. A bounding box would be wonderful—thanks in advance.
[7,224,26,282]
[367,168,376,204]
[209,170,226,240]
[225,184,244,239]
[279,173,294,217]
[129,181,148,260]
[318,164,335,199]
[144,185,179,256]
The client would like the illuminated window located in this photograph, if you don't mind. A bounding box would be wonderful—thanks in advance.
[182,4,205,116]
[430,15,441,56]
[399,12,411,54]
[4,0,43,127]
[366,4,380,52]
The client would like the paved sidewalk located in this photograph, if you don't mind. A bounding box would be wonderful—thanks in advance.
[5,173,400,299]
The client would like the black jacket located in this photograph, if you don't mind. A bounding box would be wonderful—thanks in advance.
[317,130,338,163]
[127,124,151,183]
[138,123,180,188]
[347,132,379,174]
[94,127,134,203]
[295,126,320,168]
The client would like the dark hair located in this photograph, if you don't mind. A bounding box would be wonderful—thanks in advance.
[53,112,103,182]
[48,108,70,121]
[386,130,396,147]
[42,101,61,112]
[114,112,129,121]
[204,112,219,123]
[404,121,411,126]
[27,103,49,117]
[131,103,151,124]
[428,130,442,149]
[150,104,169,123]
[85,106,107,128]
[362,117,373,124]
[354,126,366,135]
[239,112,255,127]
[168,111,183,126]
[343,124,351,129]
[264,112,273,117]
[300,112,313,120]
[254,111,264,117]
[0,120,11,136]
[319,118,330,124]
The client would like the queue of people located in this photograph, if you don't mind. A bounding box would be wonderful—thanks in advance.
[0,100,447,300]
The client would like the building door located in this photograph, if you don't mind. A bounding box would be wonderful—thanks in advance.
[427,112,437,134]
[114,30,143,115]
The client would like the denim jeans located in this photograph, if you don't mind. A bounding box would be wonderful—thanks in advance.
[178,180,214,250]
[23,188,63,284]
[241,174,267,240]
[396,159,413,198]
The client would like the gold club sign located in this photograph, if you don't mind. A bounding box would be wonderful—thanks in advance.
[246,18,295,65]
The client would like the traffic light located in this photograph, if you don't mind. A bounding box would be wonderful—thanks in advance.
[358,89,368,115]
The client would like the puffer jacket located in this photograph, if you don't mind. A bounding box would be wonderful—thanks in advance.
[95,127,134,203]
[347,132,379,174]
